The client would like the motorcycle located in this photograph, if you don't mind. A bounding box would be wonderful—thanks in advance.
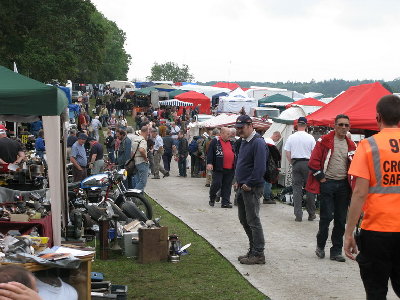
[68,169,153,225]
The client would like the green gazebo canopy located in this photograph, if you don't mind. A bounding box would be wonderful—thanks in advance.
[0,66,68,116]
[258,94,294,105]
[134,86,157,95]
[168,89,187,99]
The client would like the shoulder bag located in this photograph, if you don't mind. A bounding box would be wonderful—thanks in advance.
[124,138,143,176]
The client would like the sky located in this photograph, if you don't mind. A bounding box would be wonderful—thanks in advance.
[92,0,400,83]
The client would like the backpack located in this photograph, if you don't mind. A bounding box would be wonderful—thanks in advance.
[264,143,281,183]
[188,138,199,155]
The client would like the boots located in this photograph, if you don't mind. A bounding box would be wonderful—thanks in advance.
[240,253,266,265]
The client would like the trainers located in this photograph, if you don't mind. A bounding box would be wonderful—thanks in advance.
[308,214,316,221]
[238,250,251,261]
[315,247,325,259]
[240,253,266,265]
[330,254,346,262]
[263,198,276,204]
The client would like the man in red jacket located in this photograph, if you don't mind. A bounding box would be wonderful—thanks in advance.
[306,114,356,262]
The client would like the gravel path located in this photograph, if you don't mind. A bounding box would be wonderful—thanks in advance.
[146,164,397,300]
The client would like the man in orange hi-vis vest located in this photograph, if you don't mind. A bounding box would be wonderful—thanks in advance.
[345,95,400,299]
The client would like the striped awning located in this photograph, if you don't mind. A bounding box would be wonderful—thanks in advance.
[158,99,193,107]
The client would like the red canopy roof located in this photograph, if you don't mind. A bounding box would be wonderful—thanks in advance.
[306,82,391,130]
[175,91,211,114]
[286,98,325,108]
[212,82,241,90]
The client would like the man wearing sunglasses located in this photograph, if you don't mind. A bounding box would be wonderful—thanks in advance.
[306,114,356,262]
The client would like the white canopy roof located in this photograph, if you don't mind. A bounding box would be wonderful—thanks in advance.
[159,99,193,106]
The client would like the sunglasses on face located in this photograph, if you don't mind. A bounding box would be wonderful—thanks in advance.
[336,123,350,127]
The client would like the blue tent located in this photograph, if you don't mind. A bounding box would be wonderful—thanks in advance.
[58,86,71,104]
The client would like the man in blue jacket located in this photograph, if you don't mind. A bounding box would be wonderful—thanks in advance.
[207,127,235,208]
[235,115,267,265]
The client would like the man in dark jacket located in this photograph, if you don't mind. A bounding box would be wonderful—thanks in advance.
[177,130,188,177]
[162,130,174,172]
[207,127,235,208]
[116,129,132,169]
[234,115,267,265]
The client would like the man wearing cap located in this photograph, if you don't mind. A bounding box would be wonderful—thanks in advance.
[307,114,356,262]
[234,115,267,265]
[0,125,25,166]
[88,137,104,175]
[70,133,88,182]
[284,117,316,222]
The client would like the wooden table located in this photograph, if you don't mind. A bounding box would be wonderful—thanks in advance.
[0,254,93,300]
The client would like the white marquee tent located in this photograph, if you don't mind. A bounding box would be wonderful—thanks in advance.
[217,88,258,114]
[263,107,306,187]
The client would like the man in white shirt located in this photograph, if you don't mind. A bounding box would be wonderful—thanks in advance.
[90,116,102,141]
[151,128,169,179]
[284,117,316,222]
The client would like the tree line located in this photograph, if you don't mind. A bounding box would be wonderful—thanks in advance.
[0,0,131,84]
[203,79,400,97]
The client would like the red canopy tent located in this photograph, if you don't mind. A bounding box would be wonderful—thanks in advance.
[286,98,325,108]
[212,82,241,90]
[175,91,211,114]
[306,82,391,131]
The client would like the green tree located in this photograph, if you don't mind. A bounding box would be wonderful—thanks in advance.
[147,62,194,82]
[0,0,131,83]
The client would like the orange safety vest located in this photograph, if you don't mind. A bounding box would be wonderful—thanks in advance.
[361,129,400,232]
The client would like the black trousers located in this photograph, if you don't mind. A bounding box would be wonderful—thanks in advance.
[356,229,400,300]
[162,152,172,172]
[209,169,234,206]
[316,179,350,255]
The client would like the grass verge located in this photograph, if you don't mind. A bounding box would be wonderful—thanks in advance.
[92,195,267,300]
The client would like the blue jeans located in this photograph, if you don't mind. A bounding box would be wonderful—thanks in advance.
[178,156,187,176]
[316,179,350,255]
[237,185,265,254]
[132,162,149,192]
[263,181,272,200]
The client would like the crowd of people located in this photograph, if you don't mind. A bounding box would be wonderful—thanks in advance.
[1,90,400,299]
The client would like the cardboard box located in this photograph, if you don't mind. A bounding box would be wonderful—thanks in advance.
[138,227,168,264]
[10,214,29,222]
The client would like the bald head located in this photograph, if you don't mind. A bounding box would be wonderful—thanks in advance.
[220,127,230,142]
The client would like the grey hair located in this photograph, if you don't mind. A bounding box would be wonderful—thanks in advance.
[126,126,134,134]
[212,128,220,136]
